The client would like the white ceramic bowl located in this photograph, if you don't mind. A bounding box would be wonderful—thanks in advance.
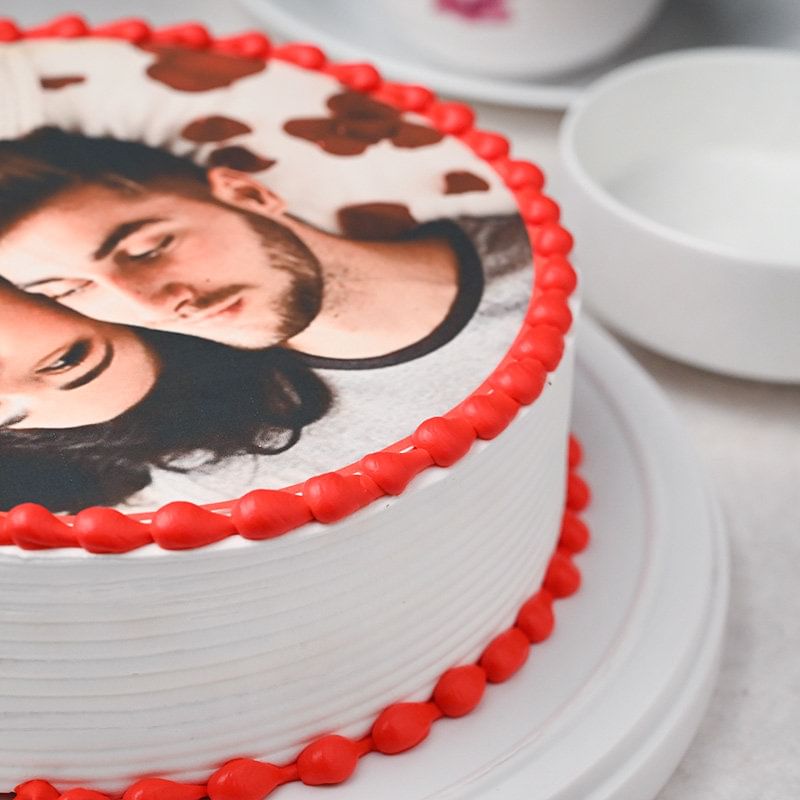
[559,48,800,383]
[374,0,666,79]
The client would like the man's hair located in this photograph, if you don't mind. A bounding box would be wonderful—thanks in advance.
[0,126,213,236]
[0,327,333,513]
[0,126,323,339]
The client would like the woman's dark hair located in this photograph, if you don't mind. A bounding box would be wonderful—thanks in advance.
[0,328,332,514]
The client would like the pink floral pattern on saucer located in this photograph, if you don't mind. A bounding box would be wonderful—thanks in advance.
[437,0,511,21]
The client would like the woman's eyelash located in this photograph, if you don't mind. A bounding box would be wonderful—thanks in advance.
[37,341,90,374]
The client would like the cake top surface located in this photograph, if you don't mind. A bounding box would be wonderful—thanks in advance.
[0,37,533,517]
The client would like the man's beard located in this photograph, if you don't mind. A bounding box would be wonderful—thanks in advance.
[244,211,323,342]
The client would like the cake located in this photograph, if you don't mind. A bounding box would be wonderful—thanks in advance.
[0,15,588,798]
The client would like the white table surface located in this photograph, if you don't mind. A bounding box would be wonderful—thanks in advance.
[4,2,799,798]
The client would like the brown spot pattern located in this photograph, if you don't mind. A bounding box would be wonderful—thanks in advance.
[284,91,443,157]
[207,146,275,173]
[40,75,86,90]
[390,122,443,149]
[181,116,253,143]
[337,202,419,240]
[141,45,265,92]
[444,170,490,194]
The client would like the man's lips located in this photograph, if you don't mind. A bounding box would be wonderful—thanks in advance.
[172,290,247,325]
[195,296,245,323]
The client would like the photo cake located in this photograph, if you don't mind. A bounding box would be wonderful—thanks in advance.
[0,16,587,799]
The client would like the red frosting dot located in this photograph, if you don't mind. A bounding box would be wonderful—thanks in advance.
[427,101,475,134]
[461,390,519,439]
[567,473,591,511]
[303,473,376,523]
[520,194,560,226]
[462,130,510,161]
[297,735,359,785]
[59,791,110,800]
[5,503,78,549]
[13,781,60,800]
[91,19,151,43]
[151,502,236,550]
[560,510,590,553]
[528,290,573,333]
[498,159,545,191]
[123,779,207,800]
[480,627,530,683]
[412,416,476,467]
[534,223,574,256]
[545,549,581,598]
[538,255,578,293]
[232,488,313,539]
[360,449,432,495]
[489,358,547,405]
[212,32,272,60]
[27,15,88,38]
[372,702,439,754]
[0,517,11,546]
[0,19,22,41]
[274,43,326,69]
[433,664,487,717]
[150,23,211,49]
[327,62,382,92]
[568,435,583,468]
[207,758,284,800]
[397,85,435,111]
[511,324,564,371]
[373,82,435,111]
[516,591,555,643]
[74,506,152,554]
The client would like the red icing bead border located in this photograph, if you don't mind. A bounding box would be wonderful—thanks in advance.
[9,439,591,799]
[0,16,578,553]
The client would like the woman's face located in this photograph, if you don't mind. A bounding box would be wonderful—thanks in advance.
[0,285,159,429]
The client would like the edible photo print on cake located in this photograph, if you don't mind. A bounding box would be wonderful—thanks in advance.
[0,39,532,514]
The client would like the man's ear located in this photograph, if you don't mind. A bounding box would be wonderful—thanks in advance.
[207,166,286,216]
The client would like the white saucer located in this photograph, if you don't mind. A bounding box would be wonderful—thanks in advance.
[237,0,800,109]
[272,316,729,800]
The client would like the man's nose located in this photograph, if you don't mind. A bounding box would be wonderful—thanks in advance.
[105,273,198,317]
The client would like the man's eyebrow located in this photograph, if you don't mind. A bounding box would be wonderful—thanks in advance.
[60,342,115,391]
[93,217,167,261]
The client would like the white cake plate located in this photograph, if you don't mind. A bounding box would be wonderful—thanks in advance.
[237,0,800,109]
[271,315,729,800]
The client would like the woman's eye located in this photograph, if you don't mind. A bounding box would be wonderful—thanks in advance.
[129,234,174,262]
[38,340,90,374]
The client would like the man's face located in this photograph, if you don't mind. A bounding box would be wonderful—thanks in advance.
[0,177,322,349]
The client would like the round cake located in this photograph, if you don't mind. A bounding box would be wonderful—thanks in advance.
[0,16,587,797]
